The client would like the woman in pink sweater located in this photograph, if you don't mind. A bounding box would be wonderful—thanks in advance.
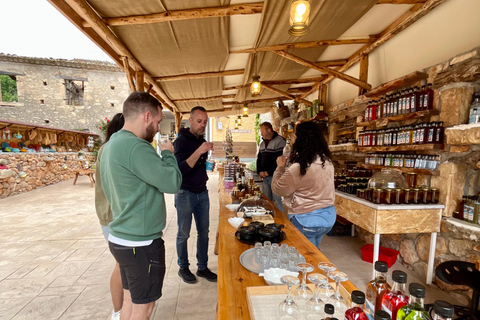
[272,121,336,248]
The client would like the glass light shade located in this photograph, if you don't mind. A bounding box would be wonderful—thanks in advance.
[243,106,249,117]
[236,116,242,126]
[250,75,261,97]
[368,168,408,189]
[289,0,310,36]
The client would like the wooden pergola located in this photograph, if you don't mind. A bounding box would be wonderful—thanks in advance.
[48,0,446,132]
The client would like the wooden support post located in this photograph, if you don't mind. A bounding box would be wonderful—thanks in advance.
[359,54,369,96]
[121,57,135,92]
[136,70,144,92]
[146,84,153,94]
[174,112,183,133]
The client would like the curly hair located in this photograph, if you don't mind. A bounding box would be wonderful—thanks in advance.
[105,113,125,143]
[290,121,331,176]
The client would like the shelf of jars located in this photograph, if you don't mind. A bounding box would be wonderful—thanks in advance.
[329,143,358,152]
[337,129,356,136]
[356,109,440,128]
[358,144,444,152]
[358,163,440,176]
[364,71,428,98]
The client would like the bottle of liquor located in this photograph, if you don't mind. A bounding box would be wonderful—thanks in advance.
[397,283,430,320]
[432,300,454,320]
[424,83,434,110]
[419,85,426,111]
[375,310,391,320]
[366,261,391,319]
[411,87,419,112]
[382,270,409,320]
[323,303,335,320]
[346,291,369,320]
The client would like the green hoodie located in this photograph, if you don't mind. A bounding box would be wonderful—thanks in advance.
[100,130,182,241]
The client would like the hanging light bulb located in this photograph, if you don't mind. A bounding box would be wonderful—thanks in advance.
[236,115,242,127]
[243,105,249,117]
[289,0,310,36]
[250,53,262,97]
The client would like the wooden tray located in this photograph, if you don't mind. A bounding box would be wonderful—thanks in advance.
[246,283,352,320]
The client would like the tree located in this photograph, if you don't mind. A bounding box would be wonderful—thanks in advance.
[0,75,18,102]
[254,113,261,146]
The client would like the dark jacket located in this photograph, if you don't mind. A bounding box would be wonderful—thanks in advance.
[174,127,209,193]
[257,131,286,176]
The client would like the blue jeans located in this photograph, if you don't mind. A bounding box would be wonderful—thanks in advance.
[175,189,210,270]
[262,176,284,212]
[289,205,336,248]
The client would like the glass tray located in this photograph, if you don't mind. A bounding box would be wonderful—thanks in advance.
[239,248,306,275]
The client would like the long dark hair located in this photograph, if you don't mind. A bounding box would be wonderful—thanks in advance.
[290,121,331,176]
[105,113,125,143]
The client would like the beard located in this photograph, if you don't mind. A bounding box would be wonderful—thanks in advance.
[145,123,156,143]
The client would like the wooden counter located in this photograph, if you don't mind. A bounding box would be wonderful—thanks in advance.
[216,172,358,320]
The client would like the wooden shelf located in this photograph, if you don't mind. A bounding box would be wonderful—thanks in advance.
[337,129,356,136]
[357,109,440,127]
[358,163,440,176]
[358,144,444,152]
[365,71,428,98]
[329,143,358,152]
[296,112,328,124]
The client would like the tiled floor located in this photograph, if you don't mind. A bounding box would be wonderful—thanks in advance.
[0,172,459,320]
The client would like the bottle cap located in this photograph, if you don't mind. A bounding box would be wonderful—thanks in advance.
[351,290,365,304]
[408,283,426,298]
[374,261,388,272]
[375,310,391,320]
[433,300,454,318]
[324,304,335,315]
[392,270,407,283]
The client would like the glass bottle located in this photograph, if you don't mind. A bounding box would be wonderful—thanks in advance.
[324,303,335,320]
[464,196,474,222]
[419,85,426,111]
[345,291,369,320]
[432,300,454,320]
[469,93,480,124]
[473,195,480,224]
[378,98,384,119]
[406,88,413,113]
[385,95,390,117]
[366,261,391,319]
[435,122,444,144]
[399,90,405,114]
[424,83,434,110]
[375,310,391,320]
[458,196,467,221]
[431,188,440,204]
[427,122,436,144]
[382,270,408,320]
[396,283,430,320]
[411,87,419,113]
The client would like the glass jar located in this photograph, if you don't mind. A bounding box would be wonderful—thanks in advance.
[431,188,440,204]
[365,188,373,202]
[373,188,383,204]
[368,168,408,189]
[412,188,421,204]
[405,173,417,188]
[422,188,432,204]
[404,188,413,204]
[383,189,394,205]
[394,188,404,204]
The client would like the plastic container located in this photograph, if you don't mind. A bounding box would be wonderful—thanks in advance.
[368,168,408,190]
[206,159,215,171]
[361,244,399,268]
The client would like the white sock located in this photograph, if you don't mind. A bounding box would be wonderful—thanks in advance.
[112,310,121,316]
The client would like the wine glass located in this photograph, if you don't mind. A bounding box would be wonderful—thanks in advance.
[328,270,349,318]
[278,275,301,319]
[305,273,328,319]
[295,262,314,308]
[317,262,337,299]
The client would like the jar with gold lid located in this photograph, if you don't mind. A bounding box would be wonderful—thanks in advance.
[431,188,440,204]
[393,188,404,204]
[412,188,421,204]
[383,189,394,205]
[373,188,383,204]
[422,188,432,204]
[404,188,413,204]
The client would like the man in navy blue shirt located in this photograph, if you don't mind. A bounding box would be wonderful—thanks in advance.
[173,106,217,284]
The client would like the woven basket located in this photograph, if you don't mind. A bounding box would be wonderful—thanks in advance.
[276,101,290,120]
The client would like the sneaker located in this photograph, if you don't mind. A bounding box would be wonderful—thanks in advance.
[196,268,217,282]
[111,311,120,320]
[178,268,196,284]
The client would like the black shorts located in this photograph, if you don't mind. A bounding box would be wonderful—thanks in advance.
[109,237,166,304]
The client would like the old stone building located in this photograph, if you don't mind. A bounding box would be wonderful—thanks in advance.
[0,54,129,135]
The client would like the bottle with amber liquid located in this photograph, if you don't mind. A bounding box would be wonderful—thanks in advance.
[345,291,369,320]
[382,270,409,320]
[366,261,391,320]
[396,283,430,320]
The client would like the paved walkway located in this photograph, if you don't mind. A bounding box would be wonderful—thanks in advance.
[0,172,457,319]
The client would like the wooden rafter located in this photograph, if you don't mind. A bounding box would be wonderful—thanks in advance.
[135,70,144,92]
[262,84,313,106]
[121,57,135,92]
[287,87,314,94]
[300,83,321,99]
[377,0,427,4]
[84,2,263,27]
[321,0,446,86]
[358,54,369,95]
[230,38,374,54]
[274,50,372,90]
[63,0,178,113]
[172,94,236,103]
[153,69,244,82]
[316,59,348,67]
[222,97,286,106]
[223,76,327,91]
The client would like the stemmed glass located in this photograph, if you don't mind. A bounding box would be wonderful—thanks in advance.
[317,262,337,299]
[295,262,314,308]
[278,275,301,320]
[305,273,328,319]
[328,270,349,318]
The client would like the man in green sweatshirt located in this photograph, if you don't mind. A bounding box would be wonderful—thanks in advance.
[101,92,182,320]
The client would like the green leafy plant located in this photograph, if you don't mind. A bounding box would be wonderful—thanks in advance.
[0,75,18,102]
[254,113,261,146]
[97,117,110,136]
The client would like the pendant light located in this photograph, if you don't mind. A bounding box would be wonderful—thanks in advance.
[289,0,310,36]
[242,104,249,117]
[236,115,242,127]
[250,53,261,97]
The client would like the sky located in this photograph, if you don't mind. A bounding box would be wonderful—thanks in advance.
[0,0,114,62]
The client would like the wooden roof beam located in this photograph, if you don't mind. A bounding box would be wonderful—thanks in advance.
[83,2,263,27]
[222,97,286,106]
[274,50,372,90]
[153,69,244,82]
[223,76,327,91]
[321,0,446,86]
[262,84,313,106]
[172,94,236,103]
[230,38,375,54]
[377,0,427,4]
[64,0,178,113]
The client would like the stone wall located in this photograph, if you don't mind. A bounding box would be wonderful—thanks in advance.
[0,152,95,198]
[0,54,129,137]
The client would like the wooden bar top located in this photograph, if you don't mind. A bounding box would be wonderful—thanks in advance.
[216,170,358,319]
